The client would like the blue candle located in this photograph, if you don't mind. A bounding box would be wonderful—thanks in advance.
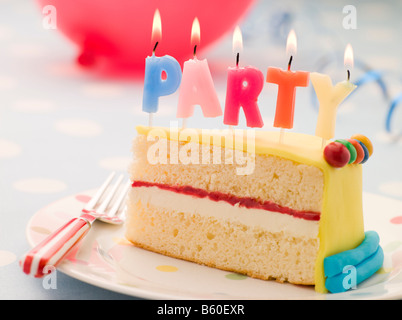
[142,53,182,114]
[142,9,182,125]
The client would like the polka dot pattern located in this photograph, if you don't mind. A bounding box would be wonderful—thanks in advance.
[0,76,17,90]
[30,226,52,235]
[54,118,102,137]
[0,25,14,40]
[0,139,21,158]
[13,178,67,194]
[112,237,132,246]
[0,251,16,267]
[379,182,402,198]
[390,216,402,225]
[225,273,248,280]
[12,99,55,113]
[99,157,131,171]
[75,194,91,203]
[156,265,178,273]
[8,43,46,57]
[81,83,124,98]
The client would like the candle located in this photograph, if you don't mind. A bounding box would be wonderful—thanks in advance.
[266,30,309,131]
[142,9,182,126]
[311,44,357,146]
[223,26,265,128]
[176,17,222,125]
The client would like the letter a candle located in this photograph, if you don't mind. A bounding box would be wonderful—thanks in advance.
[223,26,265,128]
[311,44,357,147]
[176,17,222,128]
[142,9,182,127]
[266,30,309,142]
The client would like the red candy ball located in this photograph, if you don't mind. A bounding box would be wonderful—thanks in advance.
[324,142,351,168]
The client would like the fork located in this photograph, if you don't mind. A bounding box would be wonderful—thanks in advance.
[20,172,131,278]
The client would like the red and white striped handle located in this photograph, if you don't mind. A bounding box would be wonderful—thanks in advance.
[20,213,96,277]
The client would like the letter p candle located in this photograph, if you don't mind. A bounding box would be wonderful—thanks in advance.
[142,9,182,126]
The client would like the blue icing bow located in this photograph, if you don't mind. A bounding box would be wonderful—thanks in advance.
[324,231,384,293]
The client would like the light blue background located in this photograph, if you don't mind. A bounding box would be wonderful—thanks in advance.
[1,0,401,299]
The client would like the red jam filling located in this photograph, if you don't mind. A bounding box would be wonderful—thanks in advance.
[132,181,320,221]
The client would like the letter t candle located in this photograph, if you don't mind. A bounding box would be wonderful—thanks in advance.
[266,30,309,142]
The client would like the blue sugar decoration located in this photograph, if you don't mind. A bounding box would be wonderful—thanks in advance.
[325,246,384,294]
[324,231,379,278]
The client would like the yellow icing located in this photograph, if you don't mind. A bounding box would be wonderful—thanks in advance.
[135,125,365,293]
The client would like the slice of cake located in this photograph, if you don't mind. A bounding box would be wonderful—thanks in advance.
[125,125,381,293]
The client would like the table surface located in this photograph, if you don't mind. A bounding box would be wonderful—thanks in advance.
[1,0,402,299]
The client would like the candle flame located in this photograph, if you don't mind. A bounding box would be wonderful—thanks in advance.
[232,25,243,53]
[286,29,297,57]
[151,9,162,45]
[191,17,200,47]
[344,43,354,69]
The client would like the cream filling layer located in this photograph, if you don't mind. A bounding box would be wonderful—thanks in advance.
[130,186,319,239]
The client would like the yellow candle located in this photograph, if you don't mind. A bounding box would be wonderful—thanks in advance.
[311,73,356,141]
[312,44,356,144]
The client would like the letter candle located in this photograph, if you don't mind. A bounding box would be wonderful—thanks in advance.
[176,17,222,128]
[142,9,182,127]
[311,44,357,148]
[223,26,265,128]
[266,30,309,143]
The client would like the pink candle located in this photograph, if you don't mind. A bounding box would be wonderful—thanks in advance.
[223,26,265,128]
[176,18,222,120]
[266,30,309,129]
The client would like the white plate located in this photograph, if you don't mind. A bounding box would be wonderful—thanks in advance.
[25,190,402,300]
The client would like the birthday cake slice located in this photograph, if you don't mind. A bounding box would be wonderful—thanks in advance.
[125,125,383,293]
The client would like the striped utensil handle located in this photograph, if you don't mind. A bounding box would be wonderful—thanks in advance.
[20,213,96,278]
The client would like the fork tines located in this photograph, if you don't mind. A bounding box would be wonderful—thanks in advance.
[85,172,131,218]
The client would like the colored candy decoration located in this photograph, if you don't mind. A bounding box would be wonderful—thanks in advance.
[323,142,350,168]
[335,139,357,164]
[346,138,364,164]
[351,134,373,157]
[324,135,373,167]
[355,140,369,164]
[324,231,384,293]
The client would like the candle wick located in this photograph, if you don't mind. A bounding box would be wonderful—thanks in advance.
[193,45,197,58]
[236,52,239,67]
[153,41,159,54]
[287,55,293,71]
[347,69,350,81]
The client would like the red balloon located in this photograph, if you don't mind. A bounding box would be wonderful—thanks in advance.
[37,0,256,74]
[324,142,350,168]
